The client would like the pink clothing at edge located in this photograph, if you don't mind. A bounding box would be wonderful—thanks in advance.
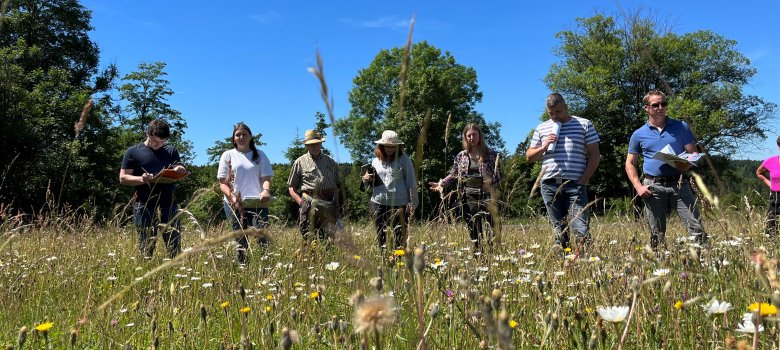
[761,155,780,192]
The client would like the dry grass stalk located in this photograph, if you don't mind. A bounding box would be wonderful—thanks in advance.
[74,99,93,138]
[397,14,416,118]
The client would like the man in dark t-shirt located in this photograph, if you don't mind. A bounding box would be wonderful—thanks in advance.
[120,120,188,258]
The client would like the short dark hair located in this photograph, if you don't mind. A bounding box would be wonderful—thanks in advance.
[776,135,780,147]
[146,119,171,139]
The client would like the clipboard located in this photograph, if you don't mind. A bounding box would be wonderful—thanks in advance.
[361,164,383,186]
[242,196,276,208]
[152,168,190,184]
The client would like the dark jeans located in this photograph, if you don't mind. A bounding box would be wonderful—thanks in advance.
[298,196,337,241]
[370,202,407,249]
[133,201,180,258]
[766,191,780,236]
[540,180,590,249]
[641,177,706,250]
[223,203,269,263]
[460,190,494,252]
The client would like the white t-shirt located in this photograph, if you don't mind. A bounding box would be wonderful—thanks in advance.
[217,149,273,202]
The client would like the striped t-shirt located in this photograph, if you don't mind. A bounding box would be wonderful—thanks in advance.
[530,116,600,180]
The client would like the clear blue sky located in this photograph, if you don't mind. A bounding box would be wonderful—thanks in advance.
[81,0,780,165]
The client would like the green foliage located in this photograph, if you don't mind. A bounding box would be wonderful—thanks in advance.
[544,11,777,200]
[336,41,504,217]
[118,61,193,162]
[206,132,266,165]
[0,1,125,219]
[284,112,330,163]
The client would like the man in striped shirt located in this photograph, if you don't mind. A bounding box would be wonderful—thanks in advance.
[526,93,601,252]
[288,130,342,242]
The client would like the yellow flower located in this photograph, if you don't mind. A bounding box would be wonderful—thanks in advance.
[397,261,405,267]
[564,247,572,253]
[35,322,54,332]
[294,282,304,287]
[585,307,593,314]
[220,301,230,309]
[240,306,251,314]
[353,255,361,260]
[508,320,518,328]
[674,300,683,310]
[310,291,320,300]
[266,294,274,301]
[265,306,272,313]
[748,302,778,316]
[393,249,406,257]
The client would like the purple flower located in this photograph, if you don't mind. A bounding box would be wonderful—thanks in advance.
[446,290,455,299]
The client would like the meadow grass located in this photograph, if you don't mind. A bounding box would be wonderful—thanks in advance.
[0,205,777,349]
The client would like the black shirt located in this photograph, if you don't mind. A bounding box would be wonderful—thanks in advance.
[121,142,181,203]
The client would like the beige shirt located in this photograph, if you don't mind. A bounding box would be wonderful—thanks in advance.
[287,152,341,193]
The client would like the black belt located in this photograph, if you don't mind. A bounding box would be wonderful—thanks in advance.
[542,178,572,185]
[644,174,685,185]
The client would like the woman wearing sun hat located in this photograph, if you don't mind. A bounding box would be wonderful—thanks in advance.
[362,130,418,250]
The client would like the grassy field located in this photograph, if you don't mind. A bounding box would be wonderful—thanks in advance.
[1,205,778,349]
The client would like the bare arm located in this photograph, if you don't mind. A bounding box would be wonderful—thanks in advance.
[625,153,651,198]
[260,176,272,201]
[525,133,557,162]
[288,186,303,205]
[757,164,772,188]
[577,142,601,184]
[119,168,153,186]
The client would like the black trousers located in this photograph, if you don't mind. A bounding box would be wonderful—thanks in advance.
[371,202,407,249]
[766,191,780,236]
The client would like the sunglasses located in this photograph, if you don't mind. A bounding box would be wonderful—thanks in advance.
[647,102,668,109]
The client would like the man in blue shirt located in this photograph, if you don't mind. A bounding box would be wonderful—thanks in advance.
[625,90,707,251]
[527,93,601,253]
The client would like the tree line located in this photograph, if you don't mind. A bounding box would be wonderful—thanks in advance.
[0,1,775,226]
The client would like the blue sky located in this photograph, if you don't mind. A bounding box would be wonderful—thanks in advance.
[81,0,780,165]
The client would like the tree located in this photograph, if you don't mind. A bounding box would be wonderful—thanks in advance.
[0,0,122,219]
[118,61,192,161]
[544,11,777,198]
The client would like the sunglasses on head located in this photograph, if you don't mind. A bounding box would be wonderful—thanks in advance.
[648,102,668,109]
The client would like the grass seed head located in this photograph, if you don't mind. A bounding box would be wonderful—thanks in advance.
[353,296,396,335]
[17,326,27,349]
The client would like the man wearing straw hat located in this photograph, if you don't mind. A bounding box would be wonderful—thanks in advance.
[526,93,601,253]
[625,90,707,251]
[288,129,342,243]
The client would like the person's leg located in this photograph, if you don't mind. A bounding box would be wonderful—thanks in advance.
[642,179,669,251]
[540,182,569,248]
[674,182,707,245]
[567,183,591,251]
[159,202,181,259]
[134,202,156,258]
[765,192,779,237]
[393,206,408,249]
[298,198,312,241]
[463,195,481,251]
[251,208,270,246]
[372,202,389,249]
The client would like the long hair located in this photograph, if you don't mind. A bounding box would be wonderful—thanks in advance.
[232,122,259,162]
[461,123,488,159]
[375,144,404,163]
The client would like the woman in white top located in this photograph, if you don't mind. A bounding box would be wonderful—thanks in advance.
[217,123,273,264]
[362,130,418,249]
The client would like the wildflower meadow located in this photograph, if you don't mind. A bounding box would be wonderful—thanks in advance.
[2,202,780,350]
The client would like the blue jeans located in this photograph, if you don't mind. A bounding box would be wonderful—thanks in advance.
[540,179,590,248]
[642,177,706,249]
[133,201,180,258]
[223,203,269,263]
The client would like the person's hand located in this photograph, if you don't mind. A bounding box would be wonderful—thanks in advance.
[543,134,558,149]
[576,176,590,185]
[362,173,374,182]
[260,189,271,202]
[635,184,652,198]
[140,173,154,184]
[428,181,441,192]
[406,204,414,215]
[172,165,187,174]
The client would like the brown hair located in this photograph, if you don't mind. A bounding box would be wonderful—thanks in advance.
[232,122,259,162]
[375,144,403,163]
[642,90,667,105]
[461,123,488,159]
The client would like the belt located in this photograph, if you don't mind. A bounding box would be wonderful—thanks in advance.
[542,178,572,185]
[303,189,337,201]
[644,174,685,185]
